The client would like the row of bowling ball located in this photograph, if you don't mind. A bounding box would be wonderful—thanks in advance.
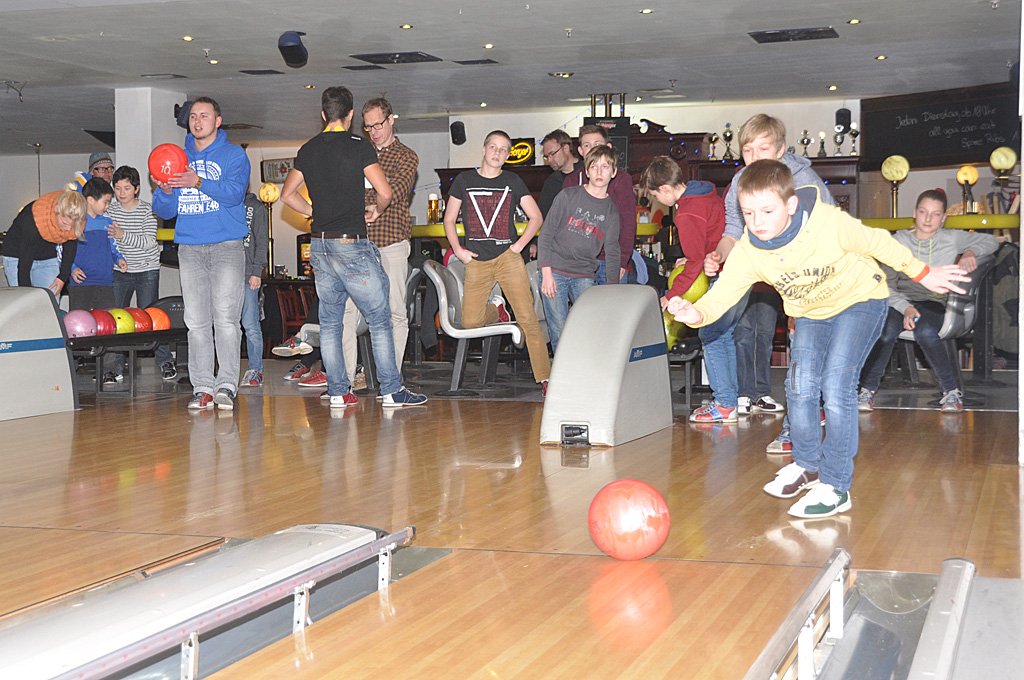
[63,307,172,338]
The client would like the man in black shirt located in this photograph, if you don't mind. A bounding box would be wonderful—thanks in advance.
[537,129,577,217]
[281,86,426,409]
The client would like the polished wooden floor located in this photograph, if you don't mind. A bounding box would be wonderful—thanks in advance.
[0,382,1018,677]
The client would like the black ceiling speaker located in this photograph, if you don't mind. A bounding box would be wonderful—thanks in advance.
[834,108,851,135]
[174,101,193,130]
[450,121,466,145]
[278,31,308,68]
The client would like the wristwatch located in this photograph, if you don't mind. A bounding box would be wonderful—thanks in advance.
[195,176,203,191]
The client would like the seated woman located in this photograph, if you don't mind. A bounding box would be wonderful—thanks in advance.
[2,188,86,295]
[858,189,1000,412]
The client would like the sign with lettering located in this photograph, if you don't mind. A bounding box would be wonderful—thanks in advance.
[584,116,631,172]
[861,82,1020,170]
[260,157,295,184]
[504,138,535,166]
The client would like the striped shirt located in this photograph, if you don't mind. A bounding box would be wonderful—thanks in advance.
[106,199,160,272]
[364,137,418,248]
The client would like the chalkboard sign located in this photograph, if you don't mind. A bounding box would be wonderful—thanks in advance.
[861,82,1020,170]
[584,116,630,172]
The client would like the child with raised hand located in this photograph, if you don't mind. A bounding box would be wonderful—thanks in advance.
[670,159,968,519]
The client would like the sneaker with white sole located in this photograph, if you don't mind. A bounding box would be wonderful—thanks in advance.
[284,362,311,381]
[787,483,851,518]
[766,426,793,454]
[689,400,738,423]
[241,369,263,386]
[939,388,964,412]
[330,392,359,409]
[161,361,178,381]
[214,388,235,411]
[763,462,819,498]
[490,295,511,323]
[272,335,313,357]
[857,388,875,412]
[298,370,328,387]
[753,396,785,414]
[382,387,428,408]
[352,367,367,391]
[187,392,214,410]
[736,396,752,416]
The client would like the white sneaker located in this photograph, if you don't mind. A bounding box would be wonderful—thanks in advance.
[752,395,785,414]
[736,396,752,416]
[787,483,852,519]
[763,462,819,499]
[857,388,874,412]
[939,388,964,412]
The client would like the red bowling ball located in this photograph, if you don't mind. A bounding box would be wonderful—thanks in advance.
[588,479,671,561]
[148,143,188,183]
[125,307,153,332]
[89,309,117,336]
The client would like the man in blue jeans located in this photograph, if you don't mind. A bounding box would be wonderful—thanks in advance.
[280,86,426,409]
[153,96,249,411]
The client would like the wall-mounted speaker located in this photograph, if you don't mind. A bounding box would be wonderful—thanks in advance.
[834,108,851,134]
[278,31,308,68]
[450,121,466,146]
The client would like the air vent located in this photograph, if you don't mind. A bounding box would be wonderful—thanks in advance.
[748,26,839,44]
[140,73,187,79]
[239,69,285,76]
[220,123,263,130]
[454,59,498,66]
[344,64,385,71]
[350,51,442,65]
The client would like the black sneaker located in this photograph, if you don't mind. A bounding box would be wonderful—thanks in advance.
[161,362,178,381]
[213,388,235,411]
[102,372,123,385]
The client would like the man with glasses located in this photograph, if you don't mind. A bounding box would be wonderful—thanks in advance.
[537,129,577,217]
[87,152,115,184]
[337,96,419,390]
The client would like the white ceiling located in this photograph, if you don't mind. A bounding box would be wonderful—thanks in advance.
[0,0,1019,155]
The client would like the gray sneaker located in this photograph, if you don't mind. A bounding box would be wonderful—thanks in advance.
[857,388,874,412]
[214,387,235,411]
[939,388,964,412]
[736,396,752,416]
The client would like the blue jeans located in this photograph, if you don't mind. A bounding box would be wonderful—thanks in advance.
[178,241,245,396]
[113,269,172,367]
[699,286,751,408]
[860,302,958,393]
[3,256,60,291]
[310,237,401,397]
[541,272,594,353]
[735,290,779,399]
[788,298,885,491]
[240,284,263,373]
[595,258,637,286]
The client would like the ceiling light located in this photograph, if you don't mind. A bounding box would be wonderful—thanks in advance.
[635,96,643,102]
[847,18,860,25]
[639,8,653,14]
[827,84,838,91]
[479,102,488,108]
[208,59,219,65]
[483,43,494,49]
[303,84,317,89]
[182,35,193,42]
[875,54,887,60]
[399,23,413,30]
[548,72,573,79]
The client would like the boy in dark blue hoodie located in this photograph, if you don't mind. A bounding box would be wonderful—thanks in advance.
[152,96,251,411]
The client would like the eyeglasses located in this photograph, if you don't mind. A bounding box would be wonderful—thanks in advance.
[542,144,567,160]
[362,114,391,132]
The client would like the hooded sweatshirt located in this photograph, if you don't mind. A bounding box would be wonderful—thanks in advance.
[723,152,833,241]
[563,160,636,269]
[668,180,725,300]
[70,213,123,287]
[692,186,928,325]
[884,228,999,314]
[152,129,250,245]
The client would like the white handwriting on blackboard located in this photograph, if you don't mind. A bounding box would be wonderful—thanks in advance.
[897,103,1007,150]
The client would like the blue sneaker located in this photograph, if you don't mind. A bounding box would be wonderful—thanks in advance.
[382,387,428,408]
[766,425,792,454]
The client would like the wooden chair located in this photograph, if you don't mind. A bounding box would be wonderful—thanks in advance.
[298,285,316,320]
[276,288,306,339]
[423,260,522,395]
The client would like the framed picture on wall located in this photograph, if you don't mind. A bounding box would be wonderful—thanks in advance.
[261,158,295,184]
